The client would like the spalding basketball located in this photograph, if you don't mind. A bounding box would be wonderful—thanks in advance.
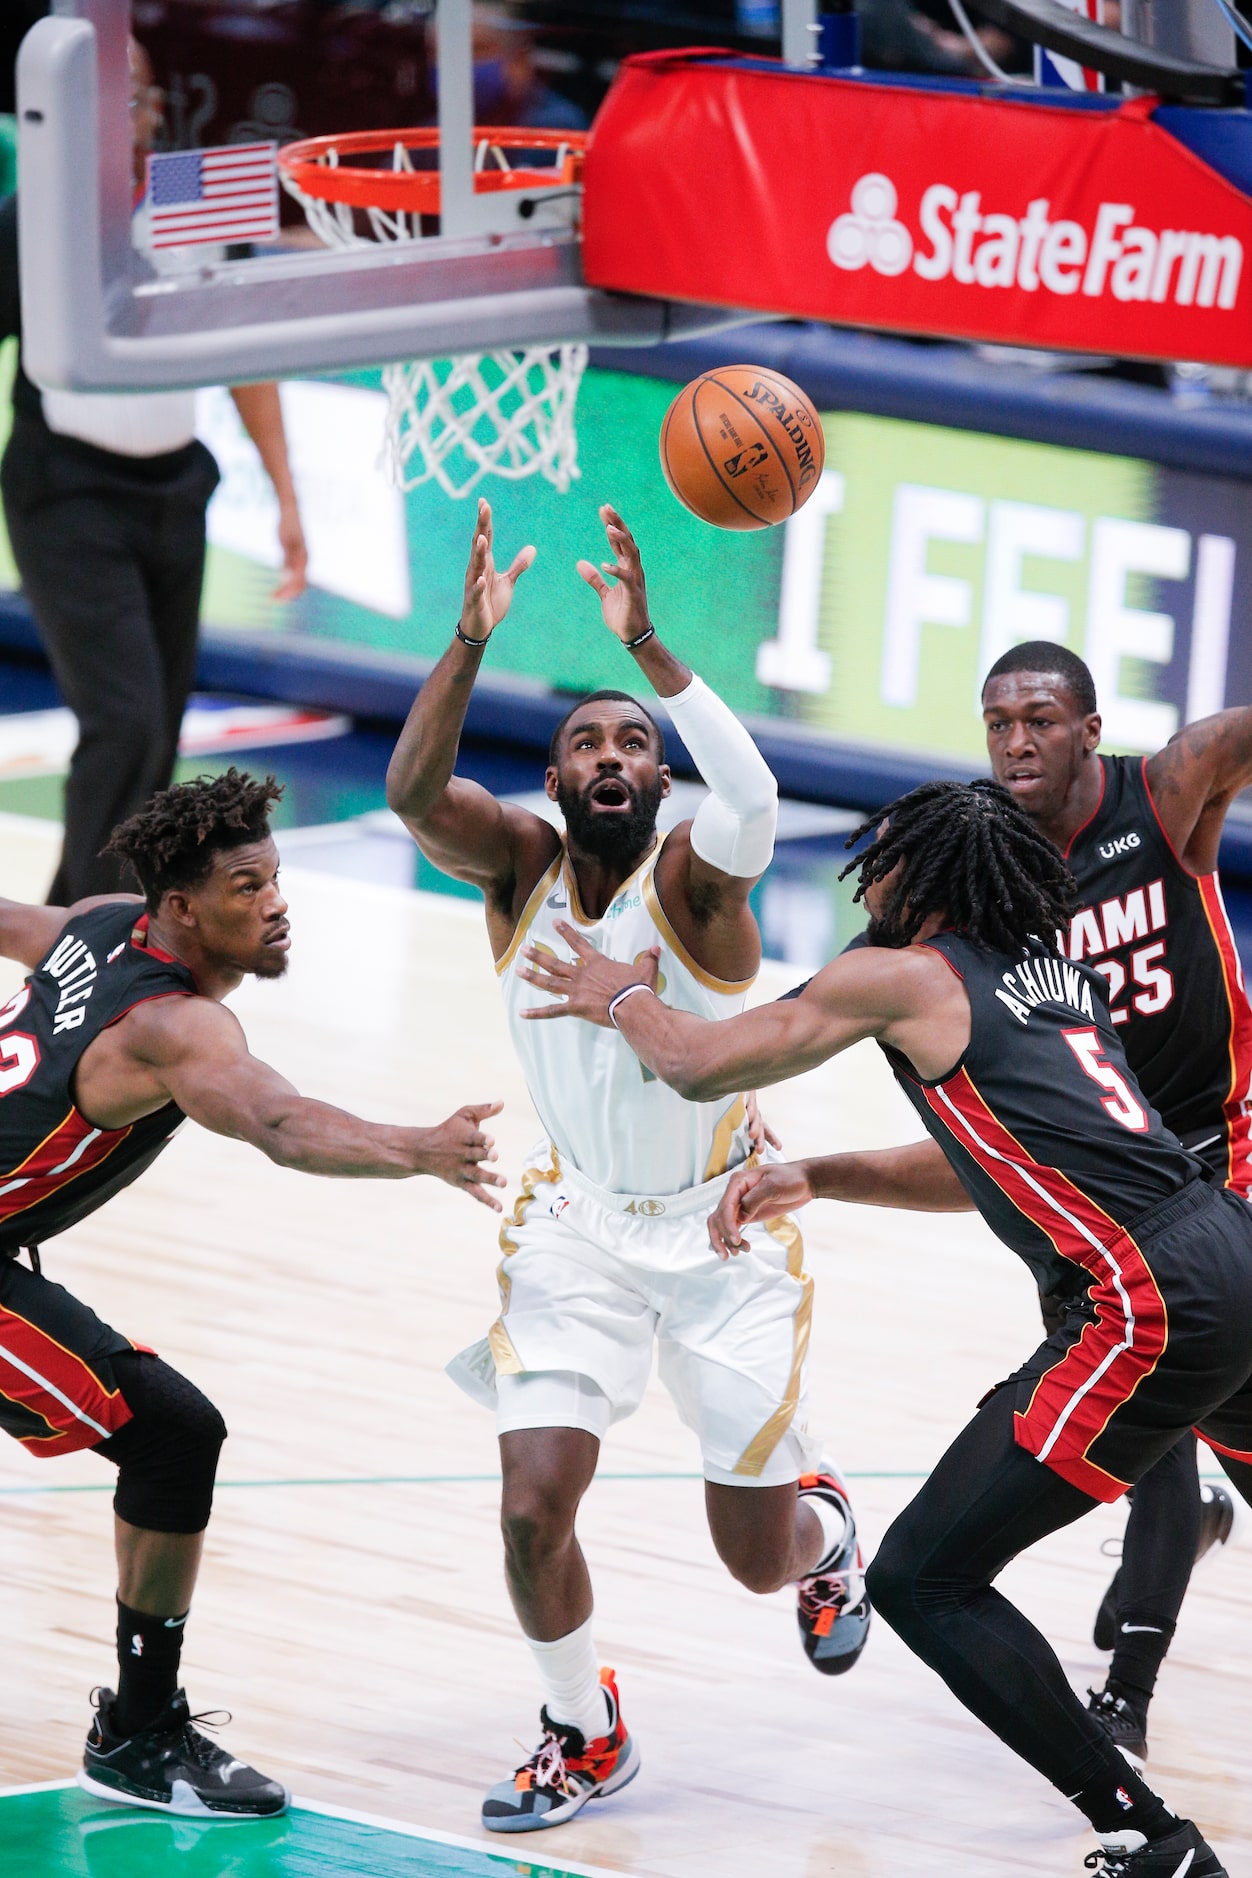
[659,365,825,531]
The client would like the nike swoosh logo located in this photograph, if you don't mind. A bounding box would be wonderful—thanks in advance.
[546,893,567,910]
[1119,1624,1164,1634]
[1173,1851,1195,1877]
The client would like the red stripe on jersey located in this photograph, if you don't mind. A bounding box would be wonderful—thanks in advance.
[924,1069,1169,1502]
[1195,873,1252,1198]
[0,1303,133,1455]
[0,1109,132,1228]
[1198,1430,1252,1465]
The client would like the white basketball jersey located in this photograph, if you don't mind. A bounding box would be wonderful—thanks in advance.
[497,834,756,1195]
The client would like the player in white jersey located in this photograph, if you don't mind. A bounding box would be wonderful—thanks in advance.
[387,500,868,1833]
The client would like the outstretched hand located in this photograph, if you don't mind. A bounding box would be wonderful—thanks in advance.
[519,920,660,1027]
[460,498,536,643]
[576,504,652,646]
[418,1099,507,1211]
[707,1161,814,1261]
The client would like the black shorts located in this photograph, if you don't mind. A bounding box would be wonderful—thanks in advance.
[1010,1181,1252,1502]
[0,1253,140,1456]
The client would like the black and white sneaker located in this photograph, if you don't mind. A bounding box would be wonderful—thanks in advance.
[79,1688,290,1818]
[1083,1818,1227,1876]
[1087,1684,1149,1770]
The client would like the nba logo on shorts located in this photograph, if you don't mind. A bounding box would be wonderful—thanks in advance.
[552,1196,570,1220]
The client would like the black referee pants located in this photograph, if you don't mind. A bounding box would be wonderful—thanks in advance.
[865,1384,1252,1800]
[1,418,218,902]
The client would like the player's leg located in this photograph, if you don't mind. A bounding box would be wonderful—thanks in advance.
[0,485,169,901]
[483,1375,638,1833]
[0,1256,287,1816]
[1088,1433,1215,1767]
[866,1385,1224,1873]
[659,1207,869,1674]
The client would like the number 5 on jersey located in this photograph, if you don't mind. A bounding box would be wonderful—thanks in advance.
[1062,1027,1149,1133]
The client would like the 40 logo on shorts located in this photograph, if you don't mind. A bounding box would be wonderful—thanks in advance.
[624,1198,666,1217]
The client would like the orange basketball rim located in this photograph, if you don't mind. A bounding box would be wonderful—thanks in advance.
[278,127,587,217]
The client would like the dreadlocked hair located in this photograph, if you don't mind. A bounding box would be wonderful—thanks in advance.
[105,769,284,911]
[840,778,1076,953]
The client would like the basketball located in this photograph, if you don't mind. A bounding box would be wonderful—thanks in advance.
[659,365,825,531]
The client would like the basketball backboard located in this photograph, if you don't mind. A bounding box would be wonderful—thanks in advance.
[16,0,819,393]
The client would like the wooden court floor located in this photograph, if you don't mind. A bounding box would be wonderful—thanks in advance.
[0,811,1248,1878]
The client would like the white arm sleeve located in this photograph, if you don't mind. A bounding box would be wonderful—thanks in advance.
[662,674,778,879]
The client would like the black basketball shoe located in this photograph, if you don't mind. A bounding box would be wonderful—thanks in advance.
[1094,1482,1234,1650]
[1083,1819,1227,1876]
[1087,1685,1149,1770]
[79,1688,290,1817]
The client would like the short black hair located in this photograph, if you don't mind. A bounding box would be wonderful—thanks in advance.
[547,690,666,767]
[105,769,284,911]
[982,641,1098,716]
[841,778,1076,952]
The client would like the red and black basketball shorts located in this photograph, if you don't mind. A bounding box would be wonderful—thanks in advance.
[0,1252,138,1457]
[1009,1180,1252,1502]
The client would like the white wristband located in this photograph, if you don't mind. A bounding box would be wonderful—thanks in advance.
[608,983,654,1029]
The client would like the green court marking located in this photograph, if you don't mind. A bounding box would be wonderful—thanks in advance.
[0,1784,621,1878]
[0,1468,947,1499]
[0,1467,1233,1501]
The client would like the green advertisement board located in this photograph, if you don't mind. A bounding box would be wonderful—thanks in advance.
[2,351,1247,766]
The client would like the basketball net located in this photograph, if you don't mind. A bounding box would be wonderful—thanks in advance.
[279,136,587,498]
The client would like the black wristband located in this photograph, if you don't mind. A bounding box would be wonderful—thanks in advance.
[624,624,656,652]
[455,620,489,647]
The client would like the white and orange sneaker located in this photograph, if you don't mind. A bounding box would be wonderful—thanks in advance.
[796,1470,872,1675]
[481,1667,640,1833]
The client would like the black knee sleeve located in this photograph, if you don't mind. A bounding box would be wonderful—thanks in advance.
[96,1352,226,1534]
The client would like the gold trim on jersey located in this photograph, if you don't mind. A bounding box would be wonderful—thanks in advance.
[640,868,758,997]
[562,836,661,929]
[489,1146,563,1374]
[731,1214,812,1478]
[494,855,563,978]
[703,1095,748,1182]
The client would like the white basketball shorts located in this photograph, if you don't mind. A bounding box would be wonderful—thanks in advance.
[446,1142,817,1487]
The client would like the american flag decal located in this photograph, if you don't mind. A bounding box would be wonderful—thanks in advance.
[146,143,279,250]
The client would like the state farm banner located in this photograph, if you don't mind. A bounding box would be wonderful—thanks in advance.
[582,53,1252,368]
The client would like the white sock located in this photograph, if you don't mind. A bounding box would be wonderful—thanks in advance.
[800,1489,848,1574]
[526,1616,608,1742]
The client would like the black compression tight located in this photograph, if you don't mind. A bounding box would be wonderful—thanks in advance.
[866,1387,1159,1799]
[1107,1432,1201,1700]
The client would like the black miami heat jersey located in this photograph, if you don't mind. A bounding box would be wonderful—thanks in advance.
[1061,754,1252,1188]
[0,902,195,1253]
[882,930,1204,1298]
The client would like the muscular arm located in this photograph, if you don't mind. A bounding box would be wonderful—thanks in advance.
[0,893,139,970]
[523,934,965,1101]
[707,1136,973,1259]
[385,499,554,911]
[804,1138,974,1211]
[80,997,506,1203]
[1146,706,1252,874]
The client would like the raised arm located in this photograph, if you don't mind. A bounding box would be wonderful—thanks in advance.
[578,506,777,974]
[1145,705,1252,874]
[86,996,507,1209]
[385,499,555,908]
